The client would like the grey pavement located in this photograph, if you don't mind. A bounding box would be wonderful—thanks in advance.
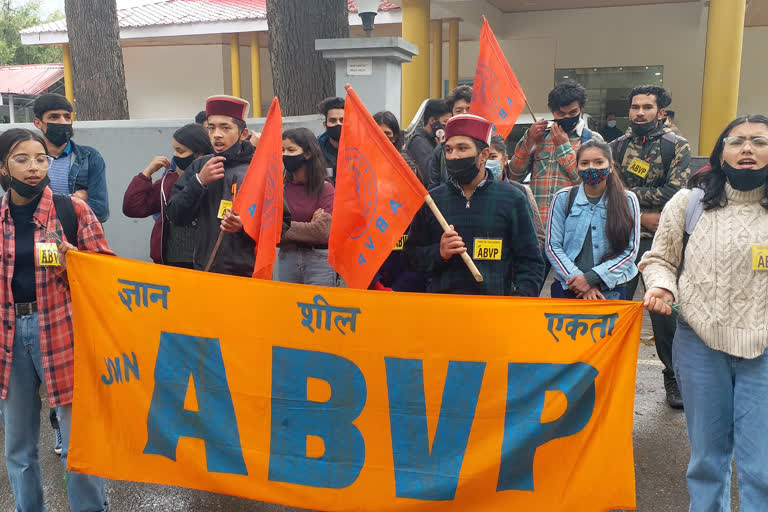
[0,312,739,511]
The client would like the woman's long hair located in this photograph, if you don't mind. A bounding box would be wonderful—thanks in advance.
[373,111,404,151]
[282,127,329,198]
[576,139,634,262]
[688,114,768,211]
[0,128,48,191]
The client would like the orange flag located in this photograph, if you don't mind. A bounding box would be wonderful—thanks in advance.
[232,97,283,280]
[329,85,428,289]
[471,18,527,138]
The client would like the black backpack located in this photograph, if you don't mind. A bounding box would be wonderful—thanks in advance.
[52,194,78,247]
[613,131,677,175]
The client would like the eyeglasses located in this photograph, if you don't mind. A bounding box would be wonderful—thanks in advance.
[723,136,768,151]
[8,154,54,169]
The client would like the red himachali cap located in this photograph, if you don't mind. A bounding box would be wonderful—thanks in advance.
[205,95,250,121]
[445,114,493,145]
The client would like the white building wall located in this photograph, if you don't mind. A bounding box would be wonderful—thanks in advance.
[122,44,228,120]
[738,26,768,118]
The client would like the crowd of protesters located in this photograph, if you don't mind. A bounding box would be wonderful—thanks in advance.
[0,78,765,511]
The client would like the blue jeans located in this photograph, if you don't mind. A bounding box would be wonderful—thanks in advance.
[0,313,108,512]
[278,247,336,287]
[550,282,627,300]
[673,320,768,512]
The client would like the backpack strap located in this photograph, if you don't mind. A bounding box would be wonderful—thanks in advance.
[678,187,705,277]
[660,131,677,175]
[564,186,579,218]
[52,194,78,248]
[613,135,630,168]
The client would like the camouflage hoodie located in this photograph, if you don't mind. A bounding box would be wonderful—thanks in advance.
[610,121,692,238]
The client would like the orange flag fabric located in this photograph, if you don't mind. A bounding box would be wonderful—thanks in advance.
[329,85,428,289]
[232,97,283,279]
[471,18,527,138]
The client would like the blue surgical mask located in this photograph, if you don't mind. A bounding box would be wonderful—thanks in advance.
[485,159,503,180]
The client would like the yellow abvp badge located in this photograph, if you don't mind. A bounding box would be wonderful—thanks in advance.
[752,246,768,270]
[628,158,650,178]
[36,242,60,267]
[217,200,233,219]
[473,238,503,261]
[392,235,408,251]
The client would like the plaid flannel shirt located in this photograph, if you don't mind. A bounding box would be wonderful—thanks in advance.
[507,120,604,226]
[0,188,113,407]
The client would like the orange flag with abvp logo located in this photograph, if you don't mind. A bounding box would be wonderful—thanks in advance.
[328,85,428,289]
[471,18,527,138]
[232,97,283,279]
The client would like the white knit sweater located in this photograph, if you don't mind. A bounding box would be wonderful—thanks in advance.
[639,184,768,358]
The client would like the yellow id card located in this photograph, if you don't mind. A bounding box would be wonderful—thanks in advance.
[36,242,60,267]
[752,245,768,270]
[217,200,233,219]
[628,158,650,179]
[393,235,408,251]
[473,238,503,261]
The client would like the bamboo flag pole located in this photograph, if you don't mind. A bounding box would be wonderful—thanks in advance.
[424,195,483,283]
[204,232,225,272]
[524,98,538,123]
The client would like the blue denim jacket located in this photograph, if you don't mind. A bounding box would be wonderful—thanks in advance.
[69,140,109,222]
[545,185,640,290]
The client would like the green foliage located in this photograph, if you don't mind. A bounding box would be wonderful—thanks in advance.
[0,0,63,66]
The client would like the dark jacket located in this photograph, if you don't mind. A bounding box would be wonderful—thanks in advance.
[427,143,447,190]
[317,131,339,178]
[69,140,109,222]
[600,125,623,143]
[122,170,187,264]
[403,173,545,296]
[167,141,259,276]
[406,127,438,184]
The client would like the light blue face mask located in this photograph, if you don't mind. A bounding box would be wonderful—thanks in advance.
[486,159,503,180]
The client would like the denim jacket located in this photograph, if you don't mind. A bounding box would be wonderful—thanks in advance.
[545,184,640,290]
[69,140,109,222]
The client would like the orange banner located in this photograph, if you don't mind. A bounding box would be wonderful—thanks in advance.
[471,18,527,138]
[67,252,642,512]
[232,97,283,279]
[329,85,428,289]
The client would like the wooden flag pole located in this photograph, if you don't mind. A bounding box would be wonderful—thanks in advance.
[204,232,225,272]
[524,98,538,123]
[424,195,483,283]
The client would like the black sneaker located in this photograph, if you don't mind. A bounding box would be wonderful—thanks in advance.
[53,424,63,455]
[664,374,684,410]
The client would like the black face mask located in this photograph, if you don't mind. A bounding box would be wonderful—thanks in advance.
[283,154,306,173]
[430,121,445,134]
[446,156,480,185]
[722,162,768,191]
[555,115,580,133]
[44,123,73,147]
[10,175,50,199]
[630,119,659,137]
[214,140,244,162]
[174,154,196,171]
[327,124,342,141]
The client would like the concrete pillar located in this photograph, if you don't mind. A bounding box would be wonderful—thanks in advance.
[8,94,15,124]
[431,19,443,98]
[401,0,430,126]
[699,0,746,156]
[448,18,459,93]
[230,33,242,98]
[250,33,262,117]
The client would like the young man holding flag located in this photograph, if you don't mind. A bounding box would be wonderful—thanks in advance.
[507,80,602,226]
[168,95,288,277]
[404,115,545,296]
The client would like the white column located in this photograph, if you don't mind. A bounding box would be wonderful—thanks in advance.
[8,94,15,124]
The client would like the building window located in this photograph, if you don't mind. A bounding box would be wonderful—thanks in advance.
[555,66,664,134]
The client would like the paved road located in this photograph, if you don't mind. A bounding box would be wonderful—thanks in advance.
[0,314,739,511]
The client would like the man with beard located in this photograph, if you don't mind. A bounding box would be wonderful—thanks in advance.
[168,95,290,277]
[404,114,545,296]
[611,85,691,409]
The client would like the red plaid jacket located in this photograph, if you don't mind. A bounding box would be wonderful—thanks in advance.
[0,188,113,407]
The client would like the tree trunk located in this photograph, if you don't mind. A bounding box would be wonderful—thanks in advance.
[266,0,349,116]
[64,0,129,120]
